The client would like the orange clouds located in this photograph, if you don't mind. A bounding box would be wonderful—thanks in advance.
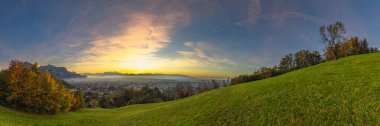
[69,10,235,77]
[73,12,189,73]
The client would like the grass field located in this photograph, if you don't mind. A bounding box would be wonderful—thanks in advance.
[1,53,380,125]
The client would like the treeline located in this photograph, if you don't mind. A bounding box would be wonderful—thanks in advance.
[230,50,323,85]
[0,60,85,114]
[85,80,223,108]
[231,21,378,85]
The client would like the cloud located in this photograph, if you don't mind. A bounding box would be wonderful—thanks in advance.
[73,12,190,72]
[235,0,324,26]
[260,11,326,24]
[176,51,195,57]
[174,41,236,68]
[183,41,194,47]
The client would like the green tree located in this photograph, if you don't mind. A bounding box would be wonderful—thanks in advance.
[309,51,322,65]
[295,50,310,68]
[279,53,295,73]
[359,39,369,54]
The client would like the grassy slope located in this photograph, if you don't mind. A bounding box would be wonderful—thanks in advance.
[2,53,380,125]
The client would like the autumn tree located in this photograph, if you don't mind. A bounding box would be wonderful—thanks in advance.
[252,67,275,80]
[320,21,347,60]
[0,60,84,114]
[338,42,349,57]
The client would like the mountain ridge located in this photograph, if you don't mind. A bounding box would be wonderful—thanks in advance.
[23,62,86,80]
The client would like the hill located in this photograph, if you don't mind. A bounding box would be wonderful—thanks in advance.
[23,62,86,80]
[2,53,380,125]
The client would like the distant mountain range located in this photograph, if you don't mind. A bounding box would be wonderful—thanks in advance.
[24,62,86,80]
[83,72,197,80]
[22,62,196,80]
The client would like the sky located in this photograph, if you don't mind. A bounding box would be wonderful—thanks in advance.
[0,0,380,77]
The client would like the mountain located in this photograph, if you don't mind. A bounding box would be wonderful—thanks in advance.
[24,62,86,80]
[3,53,380,125]
[40,64,86,79]
[85,72,197,80]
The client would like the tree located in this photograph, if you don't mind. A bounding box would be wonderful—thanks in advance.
[0,60,84,114]
[174,84,194,99]
[211,80,219,89]
[359,39,369,54]
[309,51,323,65]
[89,99,99,108]
[294,50,310,68]
[197,83,212,93]
[252,67,275,80]
[0,71,6,103]
[320,21,347,60]
[230,75,253,85]
[279,53,295,73]
[73,90,85,110]
[338,42,349,57]
[293,50,322,69]
[325,47,336,61]
[4,60,26,106]
[346,37,360,55]
[369,47,379,53]
[271,65,281,76]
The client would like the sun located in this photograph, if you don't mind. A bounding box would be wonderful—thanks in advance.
[124,57,159,73]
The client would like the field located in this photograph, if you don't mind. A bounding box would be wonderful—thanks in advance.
[1,53,380,125]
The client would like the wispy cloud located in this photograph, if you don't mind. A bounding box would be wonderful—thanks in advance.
[235,0,325,26]
[73,12,190,72]
[260,11,326,24]
[174,41,236,68]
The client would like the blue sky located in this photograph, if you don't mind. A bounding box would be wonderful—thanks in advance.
[0,0,380,77]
